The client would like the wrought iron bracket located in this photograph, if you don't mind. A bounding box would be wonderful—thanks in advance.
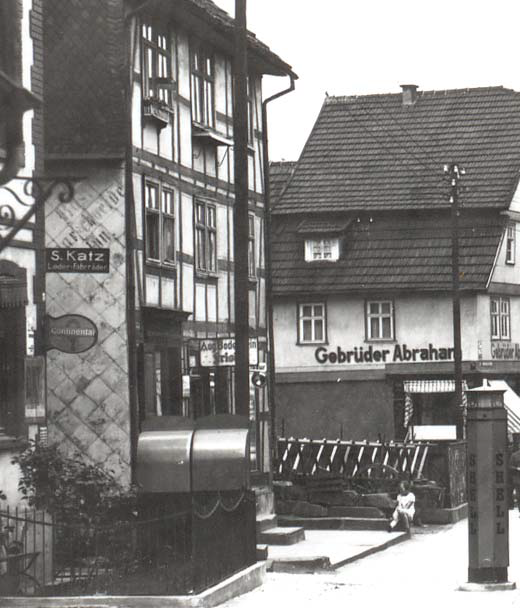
[0,175,81,254]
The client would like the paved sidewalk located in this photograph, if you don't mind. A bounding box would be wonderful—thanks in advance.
[223,512,520,608]
[267,528,407,571]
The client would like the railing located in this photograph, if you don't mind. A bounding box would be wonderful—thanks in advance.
[0,490,257,597]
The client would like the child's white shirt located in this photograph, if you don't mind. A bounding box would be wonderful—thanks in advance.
[396,491,415,516]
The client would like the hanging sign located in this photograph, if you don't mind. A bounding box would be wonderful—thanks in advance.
[200,337,258,367]
[45,248,110,273]
[45,314,98,354]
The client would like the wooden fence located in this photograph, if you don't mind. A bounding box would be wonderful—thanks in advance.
[276,437,467,507]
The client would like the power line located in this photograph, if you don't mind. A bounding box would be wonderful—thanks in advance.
[348,101,448,180]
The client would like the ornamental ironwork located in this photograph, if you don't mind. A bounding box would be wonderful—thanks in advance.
[0,175,81,253]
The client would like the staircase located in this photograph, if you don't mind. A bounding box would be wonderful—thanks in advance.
[254,486,305,559]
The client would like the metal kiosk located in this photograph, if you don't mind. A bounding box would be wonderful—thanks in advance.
[135,415,256,593]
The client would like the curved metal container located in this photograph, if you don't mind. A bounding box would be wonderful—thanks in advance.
[192,427,250,492]
[136,429,193,493]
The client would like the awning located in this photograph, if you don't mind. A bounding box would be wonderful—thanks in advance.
[486,380,520,435]
[403,379,468,428]
[403,379,468,394]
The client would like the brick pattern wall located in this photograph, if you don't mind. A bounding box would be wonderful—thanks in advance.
[45,167,131,484]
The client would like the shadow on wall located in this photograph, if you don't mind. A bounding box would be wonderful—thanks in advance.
[275,380,394,440]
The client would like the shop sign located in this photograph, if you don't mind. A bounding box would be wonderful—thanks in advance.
[491,342,520,361]
[200,337,258,367]
[45,248,110,273]
[315,343,454,365]
[46,314,98,354]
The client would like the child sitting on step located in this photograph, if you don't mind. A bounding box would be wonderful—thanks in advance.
[389,480,415,532]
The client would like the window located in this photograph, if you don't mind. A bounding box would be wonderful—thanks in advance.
[143,347,182,417]
[304,238,340,262]
[248,215,256,278]
[298,303,326,344]
[491,297,510,340]
[191,45,215,128]
[506,224,516,265]
[142,23,172,104]
[145,181,176,264]
[366,300,394,341]
[195,201,217,272]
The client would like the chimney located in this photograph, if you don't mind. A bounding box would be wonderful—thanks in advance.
[400,84,418,106]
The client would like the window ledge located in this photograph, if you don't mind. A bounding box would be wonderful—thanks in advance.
[143,99,172,129]
[365,339,397,344]
[195,269,219,281]
[304,259,340,264]
[192,123,233,147]
[297,341,328,347]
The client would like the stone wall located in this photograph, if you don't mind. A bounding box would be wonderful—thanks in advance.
[45,165,131,484]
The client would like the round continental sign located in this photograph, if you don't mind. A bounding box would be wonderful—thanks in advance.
[45,314,98,354]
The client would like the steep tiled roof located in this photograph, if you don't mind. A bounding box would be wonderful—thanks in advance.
[269,161,296,203]
[296,217,352,234]
[271,212,504,295]
[275,87,520,214]
[179,0,295,76]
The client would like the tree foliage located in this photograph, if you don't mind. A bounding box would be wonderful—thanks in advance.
[12,441,137,525]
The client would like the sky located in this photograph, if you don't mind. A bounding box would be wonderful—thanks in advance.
[213,0,520,161]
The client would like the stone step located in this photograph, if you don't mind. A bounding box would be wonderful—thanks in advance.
[258,526,306,545]
[278,515,389,531]
[256,514,278,534]
[256,544,269,561]
[254,486,275,518]
[327,506,387,518]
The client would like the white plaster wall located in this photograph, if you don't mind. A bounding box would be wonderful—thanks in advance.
[509,182,520,214]
[490,224,520,285]
[182,263,194,313]
[180,192,193,256]
[274,293,480,372]
[176,30,191,100]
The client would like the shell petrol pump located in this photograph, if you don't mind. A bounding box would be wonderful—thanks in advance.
[460,381,516,591]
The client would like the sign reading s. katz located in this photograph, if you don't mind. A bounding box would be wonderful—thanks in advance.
[315,343,454,365]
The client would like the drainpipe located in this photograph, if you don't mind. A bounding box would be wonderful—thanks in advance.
[123,3,154,481]
[261,75,296,467]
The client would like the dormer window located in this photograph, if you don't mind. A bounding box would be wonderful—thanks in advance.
[298,217,352,263]
[304,238,340,262]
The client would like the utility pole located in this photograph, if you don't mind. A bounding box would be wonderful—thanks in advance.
[445,162,465,437]
[233,0,250,417]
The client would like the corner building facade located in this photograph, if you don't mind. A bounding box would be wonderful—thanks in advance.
[43,0,294,483]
